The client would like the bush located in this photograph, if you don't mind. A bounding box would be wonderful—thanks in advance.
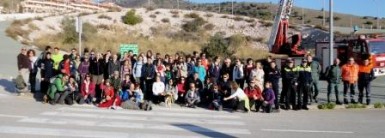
[334,16,341,21]
[364,21,373,25]
[204,23,215,30]
[221,15,229,19]
[182,17,206,32]
[146,6,155,12]
[96,24,110,30]
[79,12,91,17]
[161,18,170,23]
[205,13,213,18]
[184,13,200,18]
[233,16,244,21]
[245,18,255,23]
[254,37,264,42]
[317,103,336,110]
[154,11,161,15]
[316,15,323,19]
[346,104,367,109]
[170,10,179,15]
[172,14,179,18]
[202,33,232,58]
[98,14,112,20]
[34,16,43,21]
[122,10,143,26]
[374,102,384,108]
[249,24,256,28]
[260,21,273,27]
[318,104,326,109]
[149,14,157,18]
[60,17,78,44]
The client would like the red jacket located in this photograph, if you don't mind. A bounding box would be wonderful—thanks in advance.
[244,86,262,100]
[101,85,115,99]
[81,81,95,97]
[177,82,186,94]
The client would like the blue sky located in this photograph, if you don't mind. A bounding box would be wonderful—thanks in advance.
[189,0,384,18]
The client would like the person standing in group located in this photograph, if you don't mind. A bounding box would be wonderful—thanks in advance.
[220,58,233,80]
[51,47,63,74]
[78,55,90,83]
[27,49,38,93]
[37,46,52,80]
[186,56,195,78]
[266,62,281,110]
[17,48,30,92]
[250,62,264,88]
[133,55,144,83]
[280,58,298,110]
[233,58,245,89]
[208,56,221,84]
[141,58,156,100]
[295,59,312,110]
[325,58,342,104]
[89,53,105,101]
[341,57,359,104]
[194,58,206,83]
[358,59,375,105]
[307,55,321,103]
[120,60,132,82]
[40,52,55,96]
[155,59,166,83]
[108,54,121,79]
[173,56,187,81]
[244,58,254,85]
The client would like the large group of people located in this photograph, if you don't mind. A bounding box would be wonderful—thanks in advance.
[15,46,376,113]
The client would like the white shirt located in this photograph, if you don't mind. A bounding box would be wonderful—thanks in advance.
[152,81,165,95]
[30,57,38,70]
[228,88,248,101]
[250,68,264,82]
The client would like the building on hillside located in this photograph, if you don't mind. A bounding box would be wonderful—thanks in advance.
[20,0,121,13]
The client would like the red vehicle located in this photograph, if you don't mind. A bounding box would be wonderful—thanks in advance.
[315,36,385,76]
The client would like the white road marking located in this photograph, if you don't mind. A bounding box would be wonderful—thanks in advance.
[0,114,26,119]
[19,117,251,135]
[0,126,200,138]
[58,107,241,119]
[261,129,354,134]
[41,111,244,125]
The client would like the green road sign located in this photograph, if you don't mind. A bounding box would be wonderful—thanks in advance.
[120,44,139,55]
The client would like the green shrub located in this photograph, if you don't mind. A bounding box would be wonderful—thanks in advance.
[245,18,255,23]
[146,6,155,12]
[154,11,161,15]
[172,14,179,18]
[221,15,229,19]
[98,14,112,20]
[79,12,91,17]
[346,104,367,109]
[184,13,200,18]
[260,20,273,27]
[149,14,157,18]
[60,17,78,44]
[202,33,232,58]
[34,16,43,21]
[122,10,143,26]
[364,21,373,25]
[326,103,336,109]
[204,23,215,30]
[161,18,170,23]
[182,17,206,32]
[233,16,244,21]
[374,102,384,108]
[318,104,326,109]
[317,103,336,110]
[205,13,214,18]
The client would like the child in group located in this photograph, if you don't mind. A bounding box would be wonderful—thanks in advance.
[209,84,223,111]
[133,83,144,106]
[262,81,276,113]
[185,83,201,108]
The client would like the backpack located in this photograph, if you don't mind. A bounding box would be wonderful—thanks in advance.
[121,99,139,110]
[14,75,26,90]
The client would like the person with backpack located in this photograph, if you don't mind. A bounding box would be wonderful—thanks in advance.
[325,58,342,104]
[47,74,69,105]
[358,59,375,105]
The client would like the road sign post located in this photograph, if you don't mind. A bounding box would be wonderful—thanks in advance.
[76,17,82,56]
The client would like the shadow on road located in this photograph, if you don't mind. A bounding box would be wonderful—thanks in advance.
[172,123,236,138]
[0,79,16,93]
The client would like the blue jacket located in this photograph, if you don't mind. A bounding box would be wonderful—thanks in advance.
[42,59,55,80]
[296,65,312,83]
[141,63,156,79]
[194,65,206,82]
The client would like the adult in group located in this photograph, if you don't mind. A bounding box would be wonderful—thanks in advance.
[90,53,105,101]
[325,58,342,104]
[250,62,264,88]
[307,55,321,103]
[40,52,55,95]
[48,74,69,104]
[185,83,201,108]
[341,57,359,104]
[108,54,121,78]
[266,62,281,110]
[220,58,233,80]
[79,74,96,104]
[208,56,221,84]
[51,47,63,74]
[358,59,375,105]
[244,79,263,112]
[152,76,165,104]
[133,55,143,83]
[244,58,254,84]
[295,59,312,110]
[27,49,38,93]
[78,55,90,83]
[17,48,30,91]
[280,58,298,109]
[223,82,250,112]
[141,58,156,100]
[233,58,245,89]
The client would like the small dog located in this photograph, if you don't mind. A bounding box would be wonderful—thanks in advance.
[164,94,174,108]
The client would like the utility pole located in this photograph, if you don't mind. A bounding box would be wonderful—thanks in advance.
[177,0,180,11]
[231,0,234,15]
[323,0,326,26]
[219,0,221,13]
[329,0,334,66]
[76,17,83,56]
[376,0,380,29]
[302,7,304,24]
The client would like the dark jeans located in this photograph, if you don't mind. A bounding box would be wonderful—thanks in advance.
[298,83,310,108]
[327,82,340,103]
[343,81,356,102]
[143,79,154,100]
[153,94,165,104]
[358,80,371,104]
[310,80,320,99]
[263,104,272,113]
[78,94,95,104]
[281,82,296,108]
[54,91,71,104]
[251,99,263,112]
[40,80,50,95]
[272,82,279,109]
[29,71,37,93]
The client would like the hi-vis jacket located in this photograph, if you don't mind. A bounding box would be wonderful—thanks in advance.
[341,63,359,84]
[295,65,312,83]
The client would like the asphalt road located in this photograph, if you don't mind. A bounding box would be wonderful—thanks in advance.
[0,21,385,138]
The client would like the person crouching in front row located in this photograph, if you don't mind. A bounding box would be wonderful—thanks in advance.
[98,79,121,109]
[262,82,276,113]
[224,81,250,113]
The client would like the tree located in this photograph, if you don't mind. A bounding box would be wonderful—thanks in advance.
[364,21,373,25]
[122,10,143,25]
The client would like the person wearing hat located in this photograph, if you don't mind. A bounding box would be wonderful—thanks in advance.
[295,58,312,110]
[280,58,298,110]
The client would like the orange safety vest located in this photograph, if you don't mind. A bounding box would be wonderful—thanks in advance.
[341,63,359,84]
[359,64,373,74]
